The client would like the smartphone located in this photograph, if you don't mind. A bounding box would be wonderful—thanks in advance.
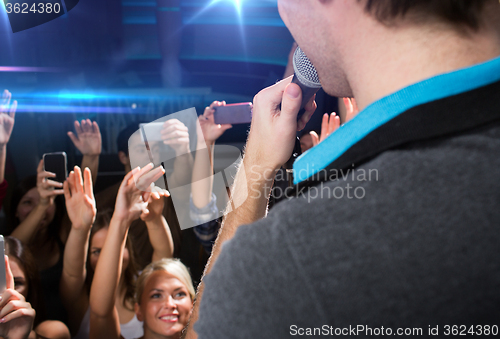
[43,152,68,183]
[0,236,6,293]
[214,103,253,125]
[139,122,164,142]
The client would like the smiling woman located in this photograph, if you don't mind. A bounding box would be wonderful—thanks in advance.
[134,259,195,339]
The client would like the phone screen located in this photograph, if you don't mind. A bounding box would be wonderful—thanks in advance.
[214,103,253,125]
[0,236,6,293]
[43,152,68,183]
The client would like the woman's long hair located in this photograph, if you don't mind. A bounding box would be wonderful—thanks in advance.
[4,236,46,326]
[86,209,140,311]
[6,175,65,242]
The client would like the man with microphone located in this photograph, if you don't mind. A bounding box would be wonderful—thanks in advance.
[185,1,500,337]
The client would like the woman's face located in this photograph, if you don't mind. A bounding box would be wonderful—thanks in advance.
[89,227,130,272]
[136,271,193,338]
[9,258,28,297]
[16,187,56,226]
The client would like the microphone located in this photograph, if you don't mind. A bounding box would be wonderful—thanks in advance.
[291,46,322,119]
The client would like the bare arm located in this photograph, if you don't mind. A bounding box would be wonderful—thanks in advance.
[89,164,165,339]
[60,167,96,333]
[184,78,316,338]
[141,186,174,261]
[191,101,231,209]
[0,89,16,185]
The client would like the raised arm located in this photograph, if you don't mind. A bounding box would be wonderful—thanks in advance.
[89,164,165,339]
[141,186,174,261]
[60,166,96,333]
[11,160,64,245]
[184,78,316,339]
[191,101,231,210]
[0,90,17,186]
[68,119,102,185]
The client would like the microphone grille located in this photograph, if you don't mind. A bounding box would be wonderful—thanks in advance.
[292,46,321,88]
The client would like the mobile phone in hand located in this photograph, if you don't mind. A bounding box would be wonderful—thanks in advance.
[213,103,253,125]
[43,152,68,183]
[0,236,6,293]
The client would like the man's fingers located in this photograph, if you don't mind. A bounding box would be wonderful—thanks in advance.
[280,83,303,123]
[310,131,320,147]
[92,121,101,135]
[63,180,71,201]
[297,94,317,131]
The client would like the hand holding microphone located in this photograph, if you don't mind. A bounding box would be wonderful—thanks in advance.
[245,47,318,172]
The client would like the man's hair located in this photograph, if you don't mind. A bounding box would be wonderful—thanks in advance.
[361,0,492,30]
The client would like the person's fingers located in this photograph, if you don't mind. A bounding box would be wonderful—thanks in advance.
[9,100,17,118]
[135,166,165,191]
[0,300,31,320]
[5,255,14,290]
[45,178,63,189]
[37,159,44,174]
[1,90,11,111]
[74,120,83,135]
[328,112,338,134]
[320,113,329,140]
[280,83,303,125]
[310,131,320,147]
[297,94,317,131]
[343,97,353,116]
[328,113,340,135]
[83,167,94,199]
[92,121,101,136]
[67,171,75,195]
[67,131,79,145]
[0,307,35,324]
[74,166,84,194]
[63,180,71,201]
[84,119,92,133]
[50,189,65,196]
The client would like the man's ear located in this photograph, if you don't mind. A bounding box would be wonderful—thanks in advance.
[118,151,129,166]
[135,303,143,322]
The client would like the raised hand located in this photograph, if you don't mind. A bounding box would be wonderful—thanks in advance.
[37,160,64,206]
[113,163,166,224]
[0,256,36,339]
[160,119,190,156]
[343,97,359,122]
[64,166,96,230]
[140,185,170,223]
[198,101,232,145]
[67,119,102,156]
[310,112,341,147]
[0,90,17,146]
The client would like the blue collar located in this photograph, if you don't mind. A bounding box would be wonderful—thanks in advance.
[293,55,500,184]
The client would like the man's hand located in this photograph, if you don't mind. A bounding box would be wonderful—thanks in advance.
[67,120,102,156]
[310,112,340,146]
[36,160,64,206]
[246,76,316,171]
[198,101,232,145]
[0,90,17,146]
[64,166,97,230]
[0,256,35,339]
[161,119,190,156]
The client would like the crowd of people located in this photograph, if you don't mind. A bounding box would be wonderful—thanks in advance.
[1,0,500,338]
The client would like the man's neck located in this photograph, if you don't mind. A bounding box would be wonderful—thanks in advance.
[347,19,500,111]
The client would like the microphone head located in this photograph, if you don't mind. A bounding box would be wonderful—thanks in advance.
[292,47,322,89]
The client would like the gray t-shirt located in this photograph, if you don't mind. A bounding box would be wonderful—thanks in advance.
[195,120,500,338]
